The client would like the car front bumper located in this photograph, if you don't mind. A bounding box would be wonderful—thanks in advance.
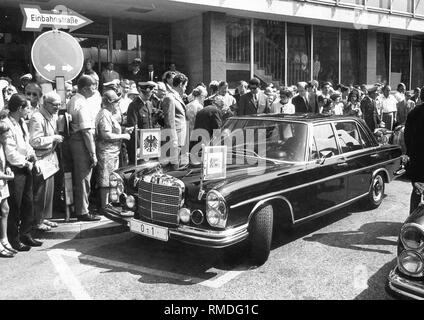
[388,267,424,300]
[103,205,249,248]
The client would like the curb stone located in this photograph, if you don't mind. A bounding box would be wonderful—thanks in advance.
[35,216,128,240]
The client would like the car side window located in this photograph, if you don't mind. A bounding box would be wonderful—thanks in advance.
[334,122,363,153]
[311,123,340,160]
[357,124,373,149]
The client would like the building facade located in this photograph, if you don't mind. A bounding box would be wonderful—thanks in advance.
[1,0,424,90]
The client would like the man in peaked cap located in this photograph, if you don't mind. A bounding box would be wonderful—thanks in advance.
[360,85,381,132]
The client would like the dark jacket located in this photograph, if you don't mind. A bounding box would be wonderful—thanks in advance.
[292,95,313,113]
[405,104,424,181]
[127,96,154,129]
[193,105,222,139]
[360,96,380,132]
[237,91,270,116]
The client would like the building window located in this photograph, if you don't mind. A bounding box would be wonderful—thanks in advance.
[287,23,311,85]
[313,26,339,85]
[391,0,413,13]
[366,0,390,10]
[391,36,410,88]
[254,19,285,87]
[411,39,424,89]
[377,33,390,85]
[226,17,251,64]
[340,29,362,86]
[416,0,424,15]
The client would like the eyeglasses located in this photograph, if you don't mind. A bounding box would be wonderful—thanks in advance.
[25,92,39,97]
[46,101,61,107]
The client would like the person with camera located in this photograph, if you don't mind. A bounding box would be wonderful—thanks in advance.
[1,94,42,251]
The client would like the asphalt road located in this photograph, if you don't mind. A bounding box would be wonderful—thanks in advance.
[0,178,411,300]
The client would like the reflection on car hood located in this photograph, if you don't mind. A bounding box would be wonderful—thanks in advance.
[167,162,297,201]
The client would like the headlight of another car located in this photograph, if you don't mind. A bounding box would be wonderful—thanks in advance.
[398,250,424,277]
[109,173,124,195]
[400,224,424,250]
[206,190,227,228]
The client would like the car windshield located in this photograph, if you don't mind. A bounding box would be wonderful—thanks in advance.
[218,118,308,163]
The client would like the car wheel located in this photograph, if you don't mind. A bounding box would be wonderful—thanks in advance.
[365,174,385,209]
[248,205,273,266]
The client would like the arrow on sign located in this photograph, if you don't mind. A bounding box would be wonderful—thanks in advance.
[20,4,93,32]
[62,64,73,72]
[44,64,56,72]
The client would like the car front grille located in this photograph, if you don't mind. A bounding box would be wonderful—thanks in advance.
[137,180,181,225]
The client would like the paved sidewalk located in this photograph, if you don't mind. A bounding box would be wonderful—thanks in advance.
[35,216,128,240]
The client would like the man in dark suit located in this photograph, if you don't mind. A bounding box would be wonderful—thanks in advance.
[143,64,159,82]
[292,82,314,113]
[360,86,380,132]
[237,78,270,116]
[126,81,156,164]
[162,73,189,169]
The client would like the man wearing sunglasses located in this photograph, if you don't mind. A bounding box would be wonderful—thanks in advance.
[126,81,156,164]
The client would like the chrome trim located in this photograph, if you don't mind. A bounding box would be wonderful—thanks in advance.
[248,196,294,224]
[230,158,399,209]
[388,268,424,300]
[293,192,368,224]
[176,223,248,239]
[400,223,424,251]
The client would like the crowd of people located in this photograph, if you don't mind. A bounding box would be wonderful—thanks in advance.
[0,55,422,258]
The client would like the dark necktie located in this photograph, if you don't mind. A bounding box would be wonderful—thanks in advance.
[19,118,26,141]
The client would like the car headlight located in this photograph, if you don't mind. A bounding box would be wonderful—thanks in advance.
[398,250,424,277]
[109,173,122,188]
[400,224,424,250]
[125,195,136,209]
[206,190,227,228]
[178,208,191,224]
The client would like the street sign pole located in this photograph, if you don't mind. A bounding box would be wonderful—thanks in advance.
[30,27,85,222]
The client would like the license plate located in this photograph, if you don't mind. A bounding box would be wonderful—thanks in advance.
[130,219,169,241]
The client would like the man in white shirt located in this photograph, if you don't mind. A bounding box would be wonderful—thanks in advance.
[270,87,295,114]
[379,85,398,130]
[1,94,42,251]
[67,75,100,222]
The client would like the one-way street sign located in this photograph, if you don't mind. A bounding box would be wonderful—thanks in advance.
[31,30,84,82]
[20,4,93,32]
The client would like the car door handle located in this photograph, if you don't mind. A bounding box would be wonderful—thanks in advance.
[370,154,379,158]
[337,162,348,167]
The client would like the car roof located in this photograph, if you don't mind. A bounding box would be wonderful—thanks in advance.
[231,113,362,124]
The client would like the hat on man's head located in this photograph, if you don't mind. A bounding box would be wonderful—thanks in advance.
[103,89,121,104]
[20,73,33,81]
[366,85,378,93]
[323,82,333,87]
[137,81,157,90]
[127,85,139,96]
[103,79,121,88]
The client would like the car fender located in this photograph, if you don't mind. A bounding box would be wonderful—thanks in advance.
[247,196,294,227]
